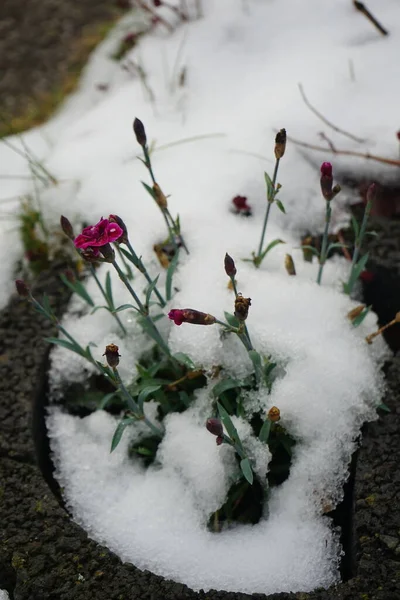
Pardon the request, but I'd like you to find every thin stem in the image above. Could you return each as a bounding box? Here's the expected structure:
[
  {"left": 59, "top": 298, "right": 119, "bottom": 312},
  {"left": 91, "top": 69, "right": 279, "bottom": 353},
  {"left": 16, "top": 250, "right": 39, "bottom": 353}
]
[
  {"left": 113, "top": 368, "right": 164, "bottom": 438},
  {"left": 316, "top": 201, "right": 332, "bottom": 285},
  {"left": 90, "top": 266, "right": 127, "bottom": 335},
  {"left": 230, "top": 277, "right": 253, "bottom": 350},
  {"left": 111, "top": 259, "right": 171, "bottom": 357},
  {"left": 257, "top": 158, "right": 280, "bottom": 260},
  {"left": 346, "top": 198, "right": 373, "bottom": 294},
  {"left": 115, "top": 244, "right": 134, "bottom": 281},
  {"left": 125, "top": 239, "right": 166, "bottom": 307}
]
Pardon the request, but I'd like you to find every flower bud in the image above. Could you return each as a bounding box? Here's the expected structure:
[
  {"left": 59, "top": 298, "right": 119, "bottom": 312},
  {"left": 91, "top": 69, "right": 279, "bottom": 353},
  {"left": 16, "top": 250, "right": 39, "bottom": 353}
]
[
  {"left": 274, "top": 129, "right": 286, "bottom": 160},
  {"left": 284, "top": 254, "right": 296, "bottom": 276},
  {"left": 60, "top": 215, "right": 74, "bottom": 240},
  {"left": 347, "top": 304, "right": 365, "bottom": 321},
  {"left": 103, "top": 343, "right": 121, "bottom": 368},
  {"left": 216, "top": 435, "right": 224, "bottom": 446},
  {"left": 224, "top": 253, "right": 237, "bottom": 278},
  {"left": 133, "top": 118, "right": 147, "bottom": 147},
  {"left": 234, "top": 294, "right": 251, "bottom": 322},
  {"left": 153, "top": 0, "right": 162, "bottom": 6},
  {"left": 64, "top": 269, "right": 76, "bottom": 283},
  {"left": 301, "top": 236, "right": 314, "bottom": 263},
  {"left": 320, "top": 163, "right": 341, "bottom": 201},
  {"left": 152, "top": 183, "right": 168, "bottom": 208},
  {"left": 15, "top": 279, "right": 30, "bottom": 298},
  {"left": 100, "top": 243, "right": 116, "bottom": 263},
  {"left": 206, "top": 418, "right": 223, "bottom": 437},
  {"left": 232, "top": 195, "right": 252, "bottom": 216},
  {"left": 268, "top": 406, "right": 280, "bottom": 422},
  {"left": 109, "top": 214, "right": 128, "bottom": 244},
  {"left": 168, "top": 309, "right": 216, "bottom": 326},
  {"left": 366, "top": 182, "right": 378, "bottom": 205},
  {"left": 80, "top": 248, "right": 101, "bottom": 262},
  {"left": 397, "top": 131, "right": 400, "bottom": 141}
]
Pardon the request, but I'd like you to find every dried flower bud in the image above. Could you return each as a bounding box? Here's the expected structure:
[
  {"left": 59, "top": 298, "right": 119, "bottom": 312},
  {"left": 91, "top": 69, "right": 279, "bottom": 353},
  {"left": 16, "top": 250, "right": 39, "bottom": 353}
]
[
  {"left": 234, "top": 294, "right": 251, "bottom": 322},
  {"left": 301, "top": 235, "right": 314, "bottom": 263},
  {"left": 15, "top": 279, "right": 29, "bottom": 298},
  {"left": 60, "top": 215, "right": 74, "bottom": 240},
  {"left": 109, "top": 214, "right": 128, "bottom": 244},
  {"left": 64, "top": 269, "right": 76, "bottom": 283},
  {"left": 206, "top": 418, "right": 223, "bottom": 437},
  {"left": 133, "top": 118, "right": 147, "bottom": 146},
  {"left": 284, "top": 254, "right": 296, "bottom": 276},
  {"left": 100, "top": 243, "right": 116, "bottom": 263},
  {"left": 103, "top": 343, "right": 121, "bottom": 368},
  {"left": 168, "top": 309, "right": 216, "bottom": 326},
  {"left": 152, "top": 183, "right": 168, "bottom": 208},
  {"left": 274, "top": 129, "right": 287, "bottom": 160},
  {"left": 216, "top": 435, "right": 224, "bottom": 446},
  {"left": 395, "top": 312, "right": 400, "bottom": 323},
  {"left": 268, "top": 406, "right": 280, "bottom": 422},
  {"left": 80, "top": 248, "right": 101, "bottom": 262},
  {"left": 347, "top": 304, "right": 365, "bottom": 321},
  {"left": 366, "top": 182, "right": 378, "bottom": 205},
  {"left": 224, "top": 253, "right": 237, "bottom": 278}
]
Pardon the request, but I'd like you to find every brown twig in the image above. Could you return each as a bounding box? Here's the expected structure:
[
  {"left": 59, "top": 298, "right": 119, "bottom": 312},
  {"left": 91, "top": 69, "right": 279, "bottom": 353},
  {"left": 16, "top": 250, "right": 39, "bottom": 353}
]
[
  {"left": 298, "top": 83, "right": 366, "bottom": 144},
  {"left": 134, "top": 0, "right": 174, "bottom": 31},
  {"left": 286, "top": 133, "right": 400, "bottom": 168},
  {"left": 353, "top": 1, "right": 388, "bottom": 36}
]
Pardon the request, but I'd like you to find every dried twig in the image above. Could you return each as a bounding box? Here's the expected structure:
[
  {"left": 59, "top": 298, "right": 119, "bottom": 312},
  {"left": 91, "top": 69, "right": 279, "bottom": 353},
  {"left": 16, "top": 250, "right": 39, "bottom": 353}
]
[
  {"left": 134, "top": 0, "right": 174, "bottom": 31},
  {"left": 353, "top": 1, "right": 388, "bottom": 36},
  {"left": 286, "top": 133, "right": 400, "bottom": 168},
  {"left": 298, "top": 83, "right": 366, "bottom": 144}
]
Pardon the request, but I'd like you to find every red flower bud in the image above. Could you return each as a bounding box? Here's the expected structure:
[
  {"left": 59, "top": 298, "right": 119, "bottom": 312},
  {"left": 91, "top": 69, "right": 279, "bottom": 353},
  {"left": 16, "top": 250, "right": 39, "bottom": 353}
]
[
  {"left": 224, "top": 253, "right": 237, "bottom": 278},
  {"left": 320, "top": 162, "right": 332, "bottom": 177},
  {"left": 366, "top": 182, "right": 378, "bottom": 205},
  {"left": 320, "top": 162, "right": 341, "bottom": 201},
  {"left": 15, "top": 279, "right": 29, "bottom": 298},
  {"left": 274, "top": 128, "right": 287, "bottom": 159},
  {"left": 206, "top": 418, "right": 223, "bottom": 437},
  {"left": 60, "top": 215, "right": 74, "bottom": 240},
  {"left": 133, "top": 118, "right": 147, "bottom": 147},
  {"left": 232, "top": 195, "right": 252, "bottom": 215},
  {"left": 168, "top": 309, "right": 216, "bottom": 326},
  {"left": 216, "top": 435, "right": 224, "bottom": 446},
  {"left": 109, "top": 214, "right": 128, "bottom": 244}
]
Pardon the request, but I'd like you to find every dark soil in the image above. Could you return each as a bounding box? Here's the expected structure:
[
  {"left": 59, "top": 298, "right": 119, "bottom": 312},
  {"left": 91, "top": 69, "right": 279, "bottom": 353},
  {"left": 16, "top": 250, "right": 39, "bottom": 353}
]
[
  {"left": 0, "top": 0, "right": 128, "bottom": 136},
  {"left": 1, "top": 217, "right": 400, "bottom": 599}
]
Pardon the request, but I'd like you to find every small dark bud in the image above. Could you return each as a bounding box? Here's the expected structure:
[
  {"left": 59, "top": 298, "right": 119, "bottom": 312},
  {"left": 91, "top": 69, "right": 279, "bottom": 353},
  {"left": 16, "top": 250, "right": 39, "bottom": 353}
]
[
  {"left": 15, "top": 279, "right": 29, "bottom": 298},
  {"left": 206, "top": 418, "right": 223, "bottom": 437},
  {"left": 60, "top": 215, "right": 74, "bottom": 240},
  {"left": 366, "top": 182, "right": 378, "bottom": 205},
  {"left": 224, "top": 253, "right": 237, "bottom": 278},
  {"left": 320, "top": 162, "right": 340, "bottom": 201},
  {"left": 103, "top": 343, "right": 121, "bottom": 369},
  {"left": 168, "top": 309, "right": 216, "bottom": 326},
  {"left": 109, "top": 214, "right": 128, "bottom": 244},
  {"left": 65, "top": 269, "right": 76, "bottom": 283},
  {"left": 274, "top": 129, "right": 287, "bottom": 160},
  {"left": 216, "top": 435, "right": 224, "bottom": 446},
  {"left": 100, "top": 243, "right": 116, "bottom": 263},
  {"left": 152, "top": 183, "right": 168, "bottom": 208},
  {"left": 232, "top": 195, "right": 252, "bottom": 216},
  {"left": 397, "top": 131, "right": 400, "bottom": 141},
  {"left": 284, "top": 254, "right": 296, "bottom": 276},
  {"left": 153, "top": 0, "right": 162, "bottom": 5},
  {"left": 234, "top": 293, "right": 251, "bottom": 322},
  {"left": 133, "top": 117, "right": 147, "bottom": 146},
  {"left": 301, "top": 236, "right": 314, "bottom": 263}
]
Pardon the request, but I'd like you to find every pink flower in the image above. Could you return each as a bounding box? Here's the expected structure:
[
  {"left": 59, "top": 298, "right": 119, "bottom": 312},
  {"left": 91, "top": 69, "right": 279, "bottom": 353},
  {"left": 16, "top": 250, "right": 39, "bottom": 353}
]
[
  {"left": 74, "top": 218, "right": 123, "bottom": 250},
  {"left": 168, "top": 309, "right": 185, "bottom": 326},
  {"left": 320, "top": 162, "right": 332, "bottom": 177}
]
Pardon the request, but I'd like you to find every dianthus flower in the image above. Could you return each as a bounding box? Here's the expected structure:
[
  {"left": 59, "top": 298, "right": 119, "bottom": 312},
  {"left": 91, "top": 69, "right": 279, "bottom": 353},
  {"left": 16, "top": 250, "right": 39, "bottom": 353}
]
[{"left": 74, "top": 218, "right": 123, "bottom": 250}]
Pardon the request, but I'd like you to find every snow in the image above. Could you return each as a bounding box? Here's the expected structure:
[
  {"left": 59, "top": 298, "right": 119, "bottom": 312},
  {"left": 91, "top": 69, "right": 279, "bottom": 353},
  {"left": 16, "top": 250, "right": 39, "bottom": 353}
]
[{"left": 1, "top": 0, "right": 397, "bottom": 594}]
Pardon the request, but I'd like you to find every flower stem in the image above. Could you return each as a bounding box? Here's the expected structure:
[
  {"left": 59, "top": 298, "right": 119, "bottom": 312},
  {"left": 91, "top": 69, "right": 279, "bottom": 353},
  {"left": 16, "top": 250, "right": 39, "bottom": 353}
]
[
  {"left": 89, "top": 266, "right": 127, "bottom": 335},
  {"left": 229, "top": 277, "right": 253, "bottom": 350},
  {"left": 256, "top": 158, "right": 280, "bottom": 264},
  {"left": 125, "top": 239, "right": 166, "bottom": 307},
  {"left": 316, "top": 200, "right": 332, "bottom": 285},
  {"left": 346, "top": 197, "right": 373, "bottom": 295},
  {"left": 113, "top": 368, "right": 164, "bottom": 438},
  {"left": 111, "top": 259, "right": 171, "bottom": 357}
]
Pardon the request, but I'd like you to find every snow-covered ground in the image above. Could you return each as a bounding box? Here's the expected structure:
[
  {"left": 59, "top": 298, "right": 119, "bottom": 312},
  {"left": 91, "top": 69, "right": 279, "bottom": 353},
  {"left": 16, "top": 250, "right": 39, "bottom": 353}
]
[{"left": 2, "top": 0, "right": 398, "bottom": 594}]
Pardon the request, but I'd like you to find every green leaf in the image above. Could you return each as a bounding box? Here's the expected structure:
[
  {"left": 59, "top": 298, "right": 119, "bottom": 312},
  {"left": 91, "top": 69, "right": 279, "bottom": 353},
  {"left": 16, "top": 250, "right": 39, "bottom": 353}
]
[
  {"left": 173, "top": 352, "right": 195, "bottom": 370},
  {"left": 346, "top": 252, "right": 370, "bottom": 294},
  {"left": 240, "top": 458, "right": 254, "bottom": 485},
  {"left": 275, "top": 199, "right": 286, "bottom": 214},
  {"left": 259, "top": 238, "right": 285, "bottom": 262},
  {"left": 213, "top": 378, "right": 241, "bottom": 399},
  {"left": 327, "top": 242, "right": 349, "bottom": 255},
  {"left": 113, "top": 303, "right": 138, "bottom": 313},
  {"left": 145, "top": 275, "right": 160, "bottom": 307},
  {"left": 259, "top": 419, "right": 271, "bottom": 443},
  {"left": 141, "top": 181, "right": 157, "bottom": 199},
  {"left": 351, "top": 215, "right": 360, "bottom": 238},
  {"left": 224, "top": 311, "right": 240, "bottom": 328},
  {"left": 105, "top": 271, "right": 114, "bottom": 306},
  {"left": 248, "top": 350, "right": 263, "bottom": 381},
  {"left": 59, "top": 274, "right": 95, "bottom": 307},
  {"left": 365, "top": 230, "right": 379, "bottom": 238},
  {"left": 110, "top": 417, "right": 135, "bottom": 453},
  {"left": 119, "top": 246, "right": 140, "bottom": 269},
  {"left": 90, "top": 305, "right": 112, "bottom": 314},
  {"left": 98, "top": 392, "right": 119, "bottom": 410},
  {"left": 217, "top": 401, "right": 240, "bottom": 444},
  {"left": 377, "top": 402, "right": 390, "bottom": 413},
  {"left": 300, "top": 245, "right": 320, "bottom": 257},
  {"left": 41, "top": 293, "right": 52, "bottom": 317},
  {"left": 352, "top": 306, "right": 371, "bottom": 328},
  {"left": 137, "top": 385, "right": 161, "bottom": 412},
  {"left": 264, "top": 171, "right": 274, "bottom": 200},
  {"left": 132, "top": 446, "right": 154, "bottom": 457},
  {"left": 166, "top": 250, "right": 180, "bottom": 301},
  {"left": 44, "top": 337, "right": 85, "bottom": 357}
]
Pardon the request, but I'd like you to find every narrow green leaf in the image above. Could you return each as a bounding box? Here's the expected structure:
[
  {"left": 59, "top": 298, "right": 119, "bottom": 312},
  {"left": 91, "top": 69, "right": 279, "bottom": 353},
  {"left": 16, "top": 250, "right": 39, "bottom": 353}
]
[
  {"left": 300, "top": 245, "right": 320, "bottom": 257},
  {"left": 110, "top": 417, "right": 135, "bottom": 453},
  {"left": 119, "top": 246, "right": 140, "bottom": 269},
  {"left": 213, "top": 378, "right": 241, "bottom": 399},
  {"left": 347, "top": 252, "right": 370, "bottom": 294},
  {"left": 259, "top": 419, "right": 271, "bottom": 443},
  {"left": 365, "top": 230, "right": 379, "bottom": 238},
  {"left": 327, "top": 242, "right": 349, "bottom": 254},
  {"left": 105, "top": 271, "right": 114, "bottom": 306},
  {"left": 145, "top": 275, "right": 160, "bottom": 307},
  {"left": 41, "top": 293, "right": 52, "bottom": 316},
  {"left": 352, "top": 306, "right": 371, "bottom": 328},
  {"left": 173, "top": 352, "right": 195, "bottom": 370},
  {"left": 351, "top": 215, "right": 360, "bottom": 238},
  {"left": 224, "top": 312, "right": 240, "bottom": 328},
  {"left": 59, "top": 274, "right": 95, "bottom": 307},
  {"left": 91, "top": 305, "right": 112, "bottom": 315},
  {"left": 264, "top": 172, "right": 274, "bottom": 200},
  {"left": 166, "top": 250, "right": 180, "bottom": 301},
  {"left": 377, "top": 402, "right": 390, "bottom": 413},
  {"left": 141, "top": 181, "right": 157, "bottom": 199},
  {"left": 98, "top": 392, "right": 119, "bottom": 410},
  {"left": 44, "top": 337, "right": 84, "bottom": 356},
  {"left": 260, "top": 238, "right": 285, "bottom": 261},
  {"left": 240, "top": 458, "right": 254, "bottom": 485},
  {"left": 114, "top": 303, "right": 138, "bottom": 313},
  {"left": 275, "top": 199, "right": 286, "bottom": 214},
  {"left": 217, "top": 401, "right": 240, "bottom": 444},
  {"left": 248, "top": 350, "right": 262, "bottom": 376},
  {"left": 137, "top": 385, "right": 161, "bottom": 412}
]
